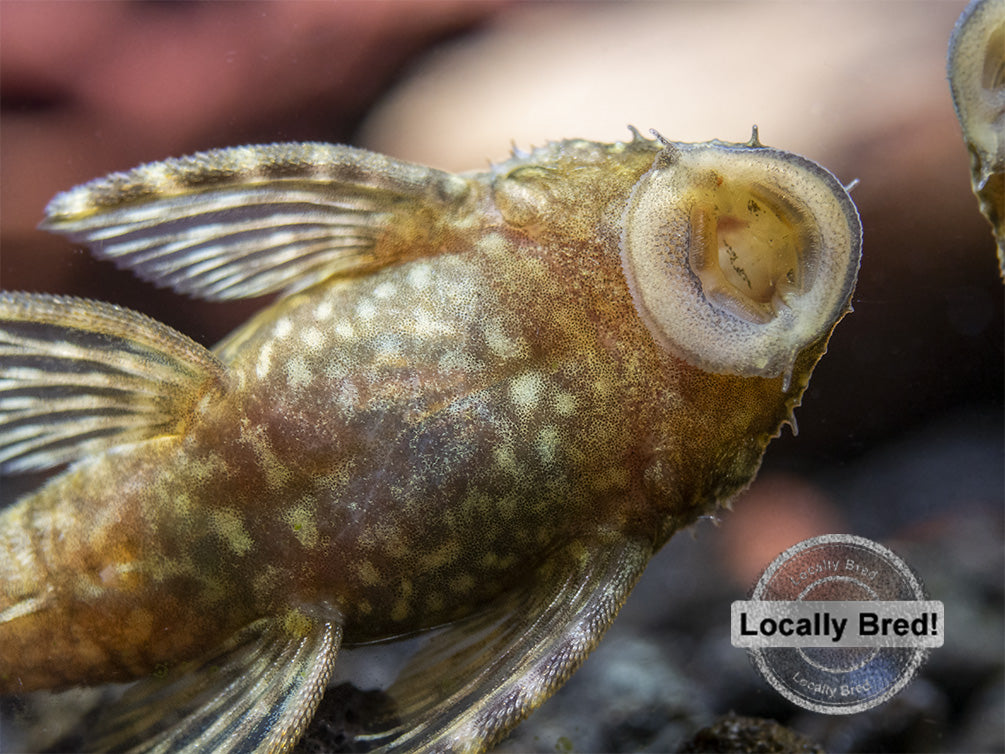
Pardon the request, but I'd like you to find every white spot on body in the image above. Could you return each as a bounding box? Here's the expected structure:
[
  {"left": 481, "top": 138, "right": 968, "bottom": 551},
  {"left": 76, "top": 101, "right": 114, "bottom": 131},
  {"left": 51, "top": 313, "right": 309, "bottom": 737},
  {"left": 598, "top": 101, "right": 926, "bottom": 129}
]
[
  {"left": 356, "top": 561, "right": 381, "bottom": 586},
  {"left": 373, "top": 282, "right": 396, "bottom": 299},
  {"left": 186, "top": 453, "right": 229, "bottom": 483},
  {"left": 275, "top": 318, "right": 293, "bottom": 339},
  {"left": 209, "top": 508, "right": 253, "bottom": 556},
  {"left": 391, "top": 600, "right": 410, "bottom": 622},
  {"left": 418, "top": 541, "right": 461, "bottom": 570},
  {"left": 99, "top": 561, "right": 139, "bottom": 584},
  {"left": 407, "top": 263, "right": 433, "bottom": 289},
  {"left": 241, "top": 420, "right": 293, "bottom": 488},
  {"left": 494, "top": 445, "right": 518, "bottom": 473},
  {"left": 283, "top": 504, "right": 318, "bottom": 548},
  {"left": 334, "top": 321, "right": 355, "bottom": 339},
  {"left": 510, "top": 373, "right": 543, "bottom": 411},
  {"left": 314, "top": 301, "right": 334, "bottom": 320},
  {"left": 554, "top": 392, "right": 577, "bottom": 416},
  {"left": 256, "top": 341, "right": 274, "bottom": 379},
  {"left": 485, "top": 321, "right": 527, "bottom": 359},
  {"left": 195, "top": 393, "right": 214, "bottom": 416},
  {"left": 356, "top": 300, "right": 377, "bottom": 320},
  {"left": 300, "top": 327, "right": 326, "bottom": 352},
  {"left": 285, "top": 356, "right": 312, "bottom": 387},
  {"left": 478, "top": 233, "right": 509, "bottom": 260},
  {"left": 412, "top": 311, "right": 455, "bottom": 337}
]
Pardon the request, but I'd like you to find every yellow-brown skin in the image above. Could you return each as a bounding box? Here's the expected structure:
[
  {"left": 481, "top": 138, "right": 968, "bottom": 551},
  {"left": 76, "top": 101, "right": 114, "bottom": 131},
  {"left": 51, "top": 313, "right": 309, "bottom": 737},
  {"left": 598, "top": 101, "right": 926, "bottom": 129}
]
[
  {"left": 0, "top": 134, "right": 859, "bottom": 745},
  {"left": 948, "top": 0, "right": 1005, "bottom": 273}
]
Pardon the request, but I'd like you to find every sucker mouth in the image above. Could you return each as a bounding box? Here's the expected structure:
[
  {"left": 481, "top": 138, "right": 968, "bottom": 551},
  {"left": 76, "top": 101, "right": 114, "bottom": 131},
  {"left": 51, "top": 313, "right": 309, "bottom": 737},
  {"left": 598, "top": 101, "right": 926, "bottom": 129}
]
[
  {"left": 619, "top": 139, "right": 860, "bottom": 380},
  {"left": 686, "top": 182, "right": 808, "bottom": 327}
]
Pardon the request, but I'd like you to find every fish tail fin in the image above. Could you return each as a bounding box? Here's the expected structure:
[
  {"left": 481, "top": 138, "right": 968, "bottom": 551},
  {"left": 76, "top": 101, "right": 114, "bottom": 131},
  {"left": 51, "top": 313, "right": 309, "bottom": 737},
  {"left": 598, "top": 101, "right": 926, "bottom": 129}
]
[{"left": 0, "top": 292, "right": 227, "bottom": 474}]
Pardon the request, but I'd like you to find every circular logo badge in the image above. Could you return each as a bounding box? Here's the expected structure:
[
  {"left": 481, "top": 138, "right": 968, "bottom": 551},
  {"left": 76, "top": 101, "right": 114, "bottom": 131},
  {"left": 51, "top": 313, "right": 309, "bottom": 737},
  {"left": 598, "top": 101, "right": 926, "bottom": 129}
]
[{"left": 731, "top": 534, "right": 943, "bottom": 714}]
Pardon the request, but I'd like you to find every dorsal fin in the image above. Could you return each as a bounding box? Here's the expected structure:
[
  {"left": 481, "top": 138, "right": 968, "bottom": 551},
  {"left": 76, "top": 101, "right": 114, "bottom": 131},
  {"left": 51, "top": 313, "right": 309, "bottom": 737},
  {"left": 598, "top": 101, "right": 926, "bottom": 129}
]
[
  {"left": 0, "top": 292, "right": 227, "bottom": 473},
  {"left": 40, "top": 142, "right": 473, "bottom": 301}
]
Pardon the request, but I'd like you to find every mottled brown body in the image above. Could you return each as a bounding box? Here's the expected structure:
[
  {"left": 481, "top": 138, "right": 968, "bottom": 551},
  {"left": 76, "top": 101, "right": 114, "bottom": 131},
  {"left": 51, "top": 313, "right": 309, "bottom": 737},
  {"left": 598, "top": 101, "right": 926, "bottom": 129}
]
[{"left": 1, "top": 133, "right": 859, "bottom": 751}]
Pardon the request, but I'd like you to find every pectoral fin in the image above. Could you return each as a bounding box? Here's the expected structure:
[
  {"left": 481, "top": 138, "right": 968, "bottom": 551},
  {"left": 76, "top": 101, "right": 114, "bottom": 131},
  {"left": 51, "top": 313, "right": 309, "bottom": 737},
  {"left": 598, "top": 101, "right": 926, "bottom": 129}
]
[
  {"left": 0, "top": 292, "right": 227, "bottom": 473},
  {"left": 84, "top": 611, "right": 341, "bottom": 754},
  {"left": 41, "top": 143, "right": 473, "bottom": 300},
  {"left": 357, "top": 536, "right": 652, "bottom": 753}
]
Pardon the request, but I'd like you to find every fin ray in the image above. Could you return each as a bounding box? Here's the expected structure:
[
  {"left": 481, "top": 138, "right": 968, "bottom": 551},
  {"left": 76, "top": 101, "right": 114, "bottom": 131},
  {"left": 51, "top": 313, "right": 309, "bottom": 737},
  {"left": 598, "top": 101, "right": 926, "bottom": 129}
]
[
  {"left": 85, "top": 613, "right": 342, "bottom": 754},
  {"left": 41, "top": 143, "right": 472, "bottom": 301},
  {"left": 0, "top": 293, "right": 226, "bottom": 473},
  {"left": 359, "top": 536, "right": 652, "bottom": 752}
]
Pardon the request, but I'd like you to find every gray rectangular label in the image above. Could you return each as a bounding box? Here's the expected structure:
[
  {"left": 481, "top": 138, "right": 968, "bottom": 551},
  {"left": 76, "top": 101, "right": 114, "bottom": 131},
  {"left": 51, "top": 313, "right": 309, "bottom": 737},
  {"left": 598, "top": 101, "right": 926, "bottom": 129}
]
[{"left": 731, "top": 600, "right": 944, "bottom": 648}]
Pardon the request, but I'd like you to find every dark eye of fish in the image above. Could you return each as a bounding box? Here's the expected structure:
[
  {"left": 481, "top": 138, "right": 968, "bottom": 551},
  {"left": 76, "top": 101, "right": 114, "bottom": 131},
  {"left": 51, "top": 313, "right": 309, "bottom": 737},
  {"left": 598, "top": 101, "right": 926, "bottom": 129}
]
[{"left": 0, "top": 129, "right": 861, "bottom": 753}]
